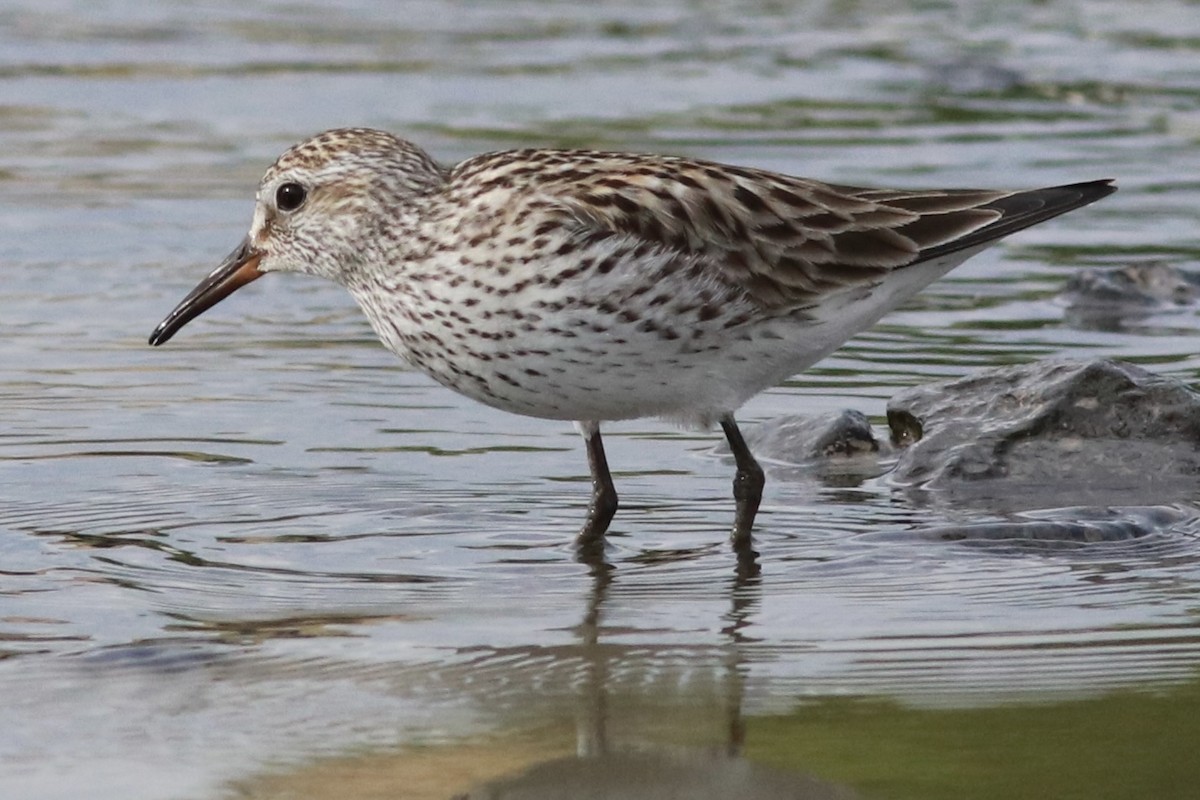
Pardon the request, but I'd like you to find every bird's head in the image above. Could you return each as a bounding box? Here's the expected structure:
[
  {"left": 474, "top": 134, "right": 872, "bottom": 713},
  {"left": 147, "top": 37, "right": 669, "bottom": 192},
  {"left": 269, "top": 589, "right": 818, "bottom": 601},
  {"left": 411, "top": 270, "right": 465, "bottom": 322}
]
[{"left": 149, "top": 128, "right": 443, "bottom": 346}]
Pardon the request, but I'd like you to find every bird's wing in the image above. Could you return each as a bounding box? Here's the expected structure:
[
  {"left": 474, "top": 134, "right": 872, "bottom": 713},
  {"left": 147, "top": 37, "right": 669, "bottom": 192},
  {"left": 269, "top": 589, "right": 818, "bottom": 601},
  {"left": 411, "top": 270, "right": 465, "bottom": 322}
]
[{"left": 452, "top": 150, "right": 1113, "bottom": 309}]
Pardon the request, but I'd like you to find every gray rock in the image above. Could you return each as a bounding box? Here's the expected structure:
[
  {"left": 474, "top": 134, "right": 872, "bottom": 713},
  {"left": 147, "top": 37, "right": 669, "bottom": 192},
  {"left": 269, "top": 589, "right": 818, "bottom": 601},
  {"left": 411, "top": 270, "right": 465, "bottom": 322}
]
[
  {"left": 860, "top": 505, "right": 1184, "bottom": 545},
  {"left": 1060, "top": 262, "right": 1200, "bottom": 331},
  {"left": 924, "top": 57, "right": 1024, "bottom": 94},
  {"left": 740, "top": 410, "right": 882, "bottom": 464},
  {"left": 1061, "top": 262, "right": 1200, "bottom": 309},
  {"left": 886, "top": 359, "right": 1200, "bottom": 508},
  {"left": 714, "top": 410, "right": 887, "bottom": 486}
]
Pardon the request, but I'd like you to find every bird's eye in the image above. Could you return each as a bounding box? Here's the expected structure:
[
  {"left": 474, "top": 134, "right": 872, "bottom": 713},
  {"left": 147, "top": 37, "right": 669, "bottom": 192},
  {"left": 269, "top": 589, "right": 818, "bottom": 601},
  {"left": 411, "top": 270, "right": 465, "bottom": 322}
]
[{"left": 275, "top": 182, "right": 307, "bottom": 212}]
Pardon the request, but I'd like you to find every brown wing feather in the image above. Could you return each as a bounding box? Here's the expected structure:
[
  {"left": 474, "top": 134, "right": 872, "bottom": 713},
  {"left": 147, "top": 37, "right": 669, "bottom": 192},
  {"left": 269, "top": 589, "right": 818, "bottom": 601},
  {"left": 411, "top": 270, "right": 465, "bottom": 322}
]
[{"left": 454, "top": 150, "right": 1113, "bottom": 309}]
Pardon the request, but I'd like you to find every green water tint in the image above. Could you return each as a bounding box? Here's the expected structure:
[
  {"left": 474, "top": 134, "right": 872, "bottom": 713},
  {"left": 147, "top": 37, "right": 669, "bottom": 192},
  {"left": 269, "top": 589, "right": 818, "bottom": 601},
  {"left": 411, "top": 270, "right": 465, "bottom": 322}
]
[{"left": 749, "top": 677, "right": 1200, "bottom": 799}]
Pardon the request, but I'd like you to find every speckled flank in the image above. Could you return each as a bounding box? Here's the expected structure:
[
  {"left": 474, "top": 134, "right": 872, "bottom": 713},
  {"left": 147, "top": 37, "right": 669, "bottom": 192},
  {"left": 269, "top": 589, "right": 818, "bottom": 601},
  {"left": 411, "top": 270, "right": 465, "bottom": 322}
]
[{"left": 151, "top": 126, "right": 1113, "bottom": 543}]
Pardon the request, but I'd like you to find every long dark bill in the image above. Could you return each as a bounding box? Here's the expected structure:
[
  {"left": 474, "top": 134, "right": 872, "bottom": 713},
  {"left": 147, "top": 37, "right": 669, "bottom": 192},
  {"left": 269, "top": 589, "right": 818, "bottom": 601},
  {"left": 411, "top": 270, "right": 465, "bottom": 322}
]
[{"left": 148, "top": 237, "right": 264, "bottom": 346}]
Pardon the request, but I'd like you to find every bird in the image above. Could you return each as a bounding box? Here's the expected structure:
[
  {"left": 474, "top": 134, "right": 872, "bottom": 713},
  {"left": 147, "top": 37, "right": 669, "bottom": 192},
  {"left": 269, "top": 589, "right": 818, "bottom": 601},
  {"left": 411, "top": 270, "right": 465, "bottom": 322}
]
[{"left": 149, "top": 127, "right": 1114, "bottom": 555}]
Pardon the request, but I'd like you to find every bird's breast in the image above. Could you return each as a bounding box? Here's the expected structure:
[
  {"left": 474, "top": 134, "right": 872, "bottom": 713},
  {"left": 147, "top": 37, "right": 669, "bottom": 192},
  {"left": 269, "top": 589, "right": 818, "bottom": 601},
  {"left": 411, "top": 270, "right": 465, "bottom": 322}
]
[{"left": 344, "top": 230, "right": 805, "bottom": 423}]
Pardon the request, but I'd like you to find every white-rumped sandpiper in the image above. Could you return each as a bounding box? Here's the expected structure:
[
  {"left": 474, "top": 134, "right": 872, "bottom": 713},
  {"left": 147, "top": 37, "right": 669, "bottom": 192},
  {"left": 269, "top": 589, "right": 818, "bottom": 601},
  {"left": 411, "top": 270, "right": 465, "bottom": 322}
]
[{"left": 150, "top": 128, "right": 1114, "bottom": 556}]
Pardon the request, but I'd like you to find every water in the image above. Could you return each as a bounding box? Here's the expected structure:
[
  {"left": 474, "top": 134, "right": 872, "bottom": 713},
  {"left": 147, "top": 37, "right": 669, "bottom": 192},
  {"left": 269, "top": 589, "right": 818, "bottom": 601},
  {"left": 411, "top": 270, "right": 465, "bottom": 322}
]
[{"left": 3, "top": 1, "right": 1200, "bottom": 798}]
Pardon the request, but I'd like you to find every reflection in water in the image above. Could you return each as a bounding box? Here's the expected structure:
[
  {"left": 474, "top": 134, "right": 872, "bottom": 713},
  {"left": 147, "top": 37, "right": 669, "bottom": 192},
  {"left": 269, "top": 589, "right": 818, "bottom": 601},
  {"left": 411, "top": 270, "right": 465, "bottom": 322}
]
[
  {"left": 457, "top": 752, "right": 854, "bottom": 800},
  {"left": 568, "top": 548, "right": 762, "bottom": 760},
  {"left": 575, "top": 556, "right": 612, "bottom": 759},
  {"left": 462, "top": 548, "right": 827, "bottom": 799},
  {"left": 722, "top": 566, "right": 760, "bottom": 758}
]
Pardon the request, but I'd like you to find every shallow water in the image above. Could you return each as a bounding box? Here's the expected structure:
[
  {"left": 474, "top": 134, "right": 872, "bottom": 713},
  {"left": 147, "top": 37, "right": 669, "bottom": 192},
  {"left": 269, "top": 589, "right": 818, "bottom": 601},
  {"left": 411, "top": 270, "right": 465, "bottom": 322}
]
[{"left": 4, "top": 1, "right": 1200, "bottom": 798}]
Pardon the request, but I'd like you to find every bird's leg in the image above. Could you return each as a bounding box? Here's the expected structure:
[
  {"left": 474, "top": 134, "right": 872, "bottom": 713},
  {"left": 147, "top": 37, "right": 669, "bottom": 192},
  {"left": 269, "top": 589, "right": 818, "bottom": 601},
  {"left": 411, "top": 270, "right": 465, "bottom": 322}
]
[
  {"left": 719, "top": 414, "right": 764, "bottom": 555},
  {"left": 576, "top": 421, "right": 618, "bottom": 549}
]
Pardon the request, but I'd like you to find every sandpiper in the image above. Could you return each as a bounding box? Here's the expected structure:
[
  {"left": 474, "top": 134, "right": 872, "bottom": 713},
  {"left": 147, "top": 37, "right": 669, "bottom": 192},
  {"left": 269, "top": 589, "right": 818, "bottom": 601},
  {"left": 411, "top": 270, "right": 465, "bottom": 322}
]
[{"left": 149, "top": 128, "right": 1114, "bottom": 552}]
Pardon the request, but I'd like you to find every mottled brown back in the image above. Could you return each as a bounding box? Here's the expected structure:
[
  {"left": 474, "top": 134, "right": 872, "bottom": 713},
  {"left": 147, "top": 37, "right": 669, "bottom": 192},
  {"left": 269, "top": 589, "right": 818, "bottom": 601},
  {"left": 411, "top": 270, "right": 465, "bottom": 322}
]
[{"left": 452, "top": 149, "right": 1114, "bottom": 308}]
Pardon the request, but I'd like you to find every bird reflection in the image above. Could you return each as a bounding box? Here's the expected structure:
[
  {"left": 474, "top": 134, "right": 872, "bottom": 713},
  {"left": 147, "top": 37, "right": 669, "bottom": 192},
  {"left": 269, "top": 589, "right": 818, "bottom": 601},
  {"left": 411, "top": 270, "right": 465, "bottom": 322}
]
[{"left": 453, "top": 542, "right": 851, "bottom": 799}]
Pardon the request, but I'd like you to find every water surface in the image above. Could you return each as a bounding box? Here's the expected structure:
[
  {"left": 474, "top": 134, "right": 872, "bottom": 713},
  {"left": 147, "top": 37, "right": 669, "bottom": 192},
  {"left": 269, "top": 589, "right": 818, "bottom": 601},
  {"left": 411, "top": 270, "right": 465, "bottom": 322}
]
[{"left": 3, "top": 1, "right": 1200, "bottom": 798}]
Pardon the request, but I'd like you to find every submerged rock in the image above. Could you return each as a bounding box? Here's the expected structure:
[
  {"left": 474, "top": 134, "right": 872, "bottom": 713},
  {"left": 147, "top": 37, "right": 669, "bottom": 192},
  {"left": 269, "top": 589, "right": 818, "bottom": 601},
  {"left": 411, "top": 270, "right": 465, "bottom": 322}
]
[
  {"left": 1061, "top": 262, "right": 1200, "bottom": 309},
  {"left": 861, "top": 505, "right": 1185, "bottom": 546},
  {"left": 887, "top": 359, "right": 1200, "bottom": 507},
  {"left": 923, "top": 57, "right": 1024, "bottom": 94},
  {"left": 739, "top": 409, "right": 883, "bottom": 464},
  {"left": 714, "top": 410, "right": 886, "bottom": 487},
  {"left": 1060, "top": 262, "right": 1200, "bottom": 329}
]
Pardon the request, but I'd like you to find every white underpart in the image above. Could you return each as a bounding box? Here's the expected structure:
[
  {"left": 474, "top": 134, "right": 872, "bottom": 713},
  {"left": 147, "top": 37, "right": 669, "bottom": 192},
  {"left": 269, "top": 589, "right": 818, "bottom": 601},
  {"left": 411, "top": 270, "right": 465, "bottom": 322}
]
[{"left": 349, "top": 225, "right": 995, "bottom": 431}]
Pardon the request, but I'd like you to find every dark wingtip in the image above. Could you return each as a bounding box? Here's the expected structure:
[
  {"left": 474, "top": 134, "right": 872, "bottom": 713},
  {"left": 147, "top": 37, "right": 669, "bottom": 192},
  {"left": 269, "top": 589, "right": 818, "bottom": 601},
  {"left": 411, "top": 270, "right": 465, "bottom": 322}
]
[
  {"left": 993, "top": 178, "right": 1117, "bottom": 220},
  {"left": 1063, "top": 178, "right": 1118, "bottom": 202},
  {"left": 917, "top": 178, "right": 1116, "bottom": 263}
]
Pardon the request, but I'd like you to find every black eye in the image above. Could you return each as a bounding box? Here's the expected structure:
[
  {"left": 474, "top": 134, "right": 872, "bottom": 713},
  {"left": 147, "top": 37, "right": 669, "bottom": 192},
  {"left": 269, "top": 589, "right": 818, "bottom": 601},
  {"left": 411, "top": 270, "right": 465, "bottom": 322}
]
[{"left": 275, "top": 182, "right": 307, "bottom": 212}]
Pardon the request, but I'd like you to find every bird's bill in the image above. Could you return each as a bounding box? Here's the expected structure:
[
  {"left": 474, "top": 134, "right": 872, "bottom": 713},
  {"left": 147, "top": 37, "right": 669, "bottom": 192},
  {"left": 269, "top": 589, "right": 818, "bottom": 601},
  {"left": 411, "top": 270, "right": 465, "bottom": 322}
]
[{"left": 148, "top": 238, "right": 264, "bottom": 346}]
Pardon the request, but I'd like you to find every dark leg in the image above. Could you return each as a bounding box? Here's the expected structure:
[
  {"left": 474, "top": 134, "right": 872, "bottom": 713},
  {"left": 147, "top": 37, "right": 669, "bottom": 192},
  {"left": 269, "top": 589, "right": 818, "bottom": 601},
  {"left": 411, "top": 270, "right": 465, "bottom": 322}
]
[
  {"left": 576, "top": 421, "right": 618, "bottom": 549},
  {"left": 719, "top": 414, "right": 764, "bottom": 557}
]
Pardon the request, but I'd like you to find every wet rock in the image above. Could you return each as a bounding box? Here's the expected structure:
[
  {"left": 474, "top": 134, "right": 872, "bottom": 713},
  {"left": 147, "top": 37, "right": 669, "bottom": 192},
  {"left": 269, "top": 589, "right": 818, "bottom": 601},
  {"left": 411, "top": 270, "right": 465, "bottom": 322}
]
[
  {"left": 887, "top": 359, "right": 1200, "bottom": 507},
  {"left": 924, "top": 57, "right": 1024, "bottom": 94},
  {"left": 1060, "top": 262, "right": 1200, "bottom": 329},
  {"left": 1062, "top": 262, "right": 1200, "bottom": 308},
  {"left": 739, "top": 410, "right": 883, "bottom": 464},
  {"left": 861, "top": 506, "right": 1184, "bottom": 546},
  {"left": 714, "top": 410, "right": 887, "bottom": 487}
]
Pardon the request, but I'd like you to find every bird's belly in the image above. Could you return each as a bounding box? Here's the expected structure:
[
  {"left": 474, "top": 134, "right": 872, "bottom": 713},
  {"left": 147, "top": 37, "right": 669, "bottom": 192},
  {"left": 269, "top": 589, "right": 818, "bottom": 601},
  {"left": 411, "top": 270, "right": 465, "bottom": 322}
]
[
  {"left": 347, "top": 236, "right": 965, "bottom": 428},
  {"left": 394, "top": 307, "right": 795, "bottom": 426},
  {"left": 350, "top": 261, "right": 812, "bottom": 427}
]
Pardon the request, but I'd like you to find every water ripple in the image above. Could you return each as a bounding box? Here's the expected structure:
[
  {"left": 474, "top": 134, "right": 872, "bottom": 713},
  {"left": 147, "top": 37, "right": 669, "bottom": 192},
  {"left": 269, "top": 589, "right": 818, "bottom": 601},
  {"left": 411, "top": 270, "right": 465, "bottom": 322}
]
[{"left": 4, "top": 0, "right": 1200, "bottom": 796}]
